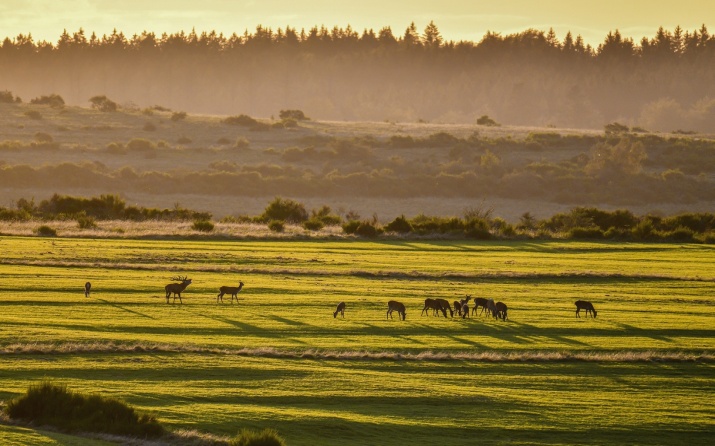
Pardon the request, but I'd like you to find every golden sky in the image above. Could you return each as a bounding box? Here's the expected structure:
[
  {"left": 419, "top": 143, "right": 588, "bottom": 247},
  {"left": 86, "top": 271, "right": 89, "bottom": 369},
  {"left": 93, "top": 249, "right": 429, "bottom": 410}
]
[{"left": 1, "top": 0, "right": 712, "bottom": 46}]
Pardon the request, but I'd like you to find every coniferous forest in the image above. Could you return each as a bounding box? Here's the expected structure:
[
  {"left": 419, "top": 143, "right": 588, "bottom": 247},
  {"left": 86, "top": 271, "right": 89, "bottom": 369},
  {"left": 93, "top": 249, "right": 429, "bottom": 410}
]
[{"left": 1, "top": 22, "right": 714, "bottom": 131}]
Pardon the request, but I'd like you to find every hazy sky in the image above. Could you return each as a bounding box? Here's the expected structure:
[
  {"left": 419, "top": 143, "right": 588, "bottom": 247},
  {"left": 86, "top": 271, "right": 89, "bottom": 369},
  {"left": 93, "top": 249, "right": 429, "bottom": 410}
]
[{"left": 1, "top": 0, "right": 712, "bottom": 47}]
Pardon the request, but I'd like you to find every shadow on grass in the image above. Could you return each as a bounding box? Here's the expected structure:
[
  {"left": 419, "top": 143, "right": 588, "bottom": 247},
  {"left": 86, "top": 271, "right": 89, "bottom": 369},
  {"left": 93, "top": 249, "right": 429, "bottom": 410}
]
[{"left": 96, "top": 298, "right": 156, "bottom": 320}]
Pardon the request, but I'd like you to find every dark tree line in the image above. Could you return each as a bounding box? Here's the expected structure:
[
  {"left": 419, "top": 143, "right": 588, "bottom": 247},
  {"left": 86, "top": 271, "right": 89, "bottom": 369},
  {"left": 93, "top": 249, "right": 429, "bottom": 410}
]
[{"left": 1, "top": 22, "right": 714, "bottom": 130}]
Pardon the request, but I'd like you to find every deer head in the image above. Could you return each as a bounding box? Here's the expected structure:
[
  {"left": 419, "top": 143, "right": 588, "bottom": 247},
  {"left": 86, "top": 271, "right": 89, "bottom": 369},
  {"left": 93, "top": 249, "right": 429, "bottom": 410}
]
[{"left": 171, "top": 275, "right": 191, "bottom": 283}]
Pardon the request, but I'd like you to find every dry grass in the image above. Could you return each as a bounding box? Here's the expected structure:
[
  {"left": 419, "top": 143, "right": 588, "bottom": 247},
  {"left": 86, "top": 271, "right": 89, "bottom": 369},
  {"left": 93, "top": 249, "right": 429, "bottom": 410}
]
[{"left": 2, "top": 341, "right": 711, "bottom": 363}]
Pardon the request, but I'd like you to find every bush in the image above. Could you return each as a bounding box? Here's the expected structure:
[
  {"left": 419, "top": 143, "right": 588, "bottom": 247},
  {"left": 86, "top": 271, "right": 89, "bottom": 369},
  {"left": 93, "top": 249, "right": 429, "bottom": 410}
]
[
  {"left": 385, "top": 215, "right": 413, "bottom": 234},
  {"left": 30, "top": 94, "right": 65, "bottom": 108},
  {"left": 355, "top": 221, "right": 382, "bottom": 238},
  {"left": 279, "top": 109, "right": 309, "bottom": 120},
  {"left": 661, "top": 226, "right": 695, "bottom": 242},
  {"left": 476, "top": 115, "right": 499, "bottom": 126},
  {"left": 342, "top": 220, "right": 361, "bottom": 234},
  {"left": 77, "top": 215, "right": 97, "bottom": 229},
  {"left": 24, "top": 110, "right": 42, "bottom": 120},
  {"left": 311, "top": 205, "right": 342, "bottom": 226},
  {"left": 281, "top": 118, "right": 298, "bottom": 128},
  {"left": 34, "top": 132, "right": 53, "bottom": 143},
  {"left": 35, "top": 225, "right": 57, "bottom": 236},
  {"left": 229, "top": 428, "right": 286, "bottom": 446},
  {"left": 5, "top": 382, "right": 164, "bottom": 438},
  {"left": 126, "top": 138, "right": 156, "bottom": 151},
  {"left": 0, "top": 90, "right": 16, "bottom": 103},
  {"left": 192, "top": 220, "right": 215, "bottom": 232},
  {"left": 171, "top": 111, "right": 187, "bottom": 121},
  {"left": 261, "top": 197, "right": 308, "bottom": 223},
  {"left": 268, "top": 220, "right": 285, "bottom": 232},
  {"left": 569, "top": 227, "right": 605, "bottom": 239},
  {"left": 223, "top": 114, "right": 259, "bottom": 127},
  {"left": 236, "top": 137, "right": 250, "bottom": 149},
  {"left": 302, "top": 218, "right": 324, "bottom": 231},
  {"left": 143, "top": 122, "right": 157, "bottom": 131},
  {"left": 604, "top": 122, "right": 630, "bottom": 134},
  {"left": 177, "top": 136, "right": 192, "bottom": 144},
  {"left": 464, "top": 218, "right": 491, "bottom": 239},
  {"left": 89, "top": 95, "right": 117, "bottom": 112}
]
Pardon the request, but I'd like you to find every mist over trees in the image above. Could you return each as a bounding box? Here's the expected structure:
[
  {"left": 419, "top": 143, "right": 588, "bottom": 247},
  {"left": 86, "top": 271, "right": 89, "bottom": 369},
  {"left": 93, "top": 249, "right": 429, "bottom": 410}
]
[{"left": 1, "top": 22, "right": 714, "bottom": 131}]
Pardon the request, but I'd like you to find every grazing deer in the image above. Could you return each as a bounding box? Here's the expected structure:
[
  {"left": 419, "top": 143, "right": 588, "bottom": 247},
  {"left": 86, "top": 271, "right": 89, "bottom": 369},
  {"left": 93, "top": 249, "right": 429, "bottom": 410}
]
[
  {"left": 334, "top": 301, "right": 346, "bottom": 318},
  {"left": 422, "top": 298, "right": 445, "bottom": 317},
  {"left": 453, "top": 300, "right": 463, "bottom": 316},
  {"left": 435, "top": 298, "right": 454, "bottom": 317},
  {"left": 217, "top": 281, "right": 244, "bottom": 304},
  {"left": 472, "top": 297, "right": 489, "bottom": 316},
  {"left": 387, "top": 300, "right": 406, "bottom": 320},
  {"left": 575, "top": 300, "right": 597, "bottom": 318},
  {"left": 485, "top": 299, "right": 497, "bottom": 318},
  {"left": 165, "top": 276, "right": 192, "bottom": 304},
  {"left": 461, "top": 302, "right": 470, "bottom": 319},
  {"left": 84, "top": 282, "right": 91, "bottom": 298},
  {"left": 495, "top": 301, "right": 508, "bottom": 321}
]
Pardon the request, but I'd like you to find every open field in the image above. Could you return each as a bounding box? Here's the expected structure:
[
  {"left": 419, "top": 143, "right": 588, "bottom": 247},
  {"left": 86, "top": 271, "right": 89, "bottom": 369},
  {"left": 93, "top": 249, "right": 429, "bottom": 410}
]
[{"left": 1, "top": 237, "right": 714, "bottom": 445}]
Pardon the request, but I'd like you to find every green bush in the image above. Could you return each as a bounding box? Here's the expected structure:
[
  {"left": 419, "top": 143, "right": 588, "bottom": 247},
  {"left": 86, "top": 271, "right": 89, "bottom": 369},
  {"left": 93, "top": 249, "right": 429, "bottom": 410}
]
[
  {"left": 476, "top": 115, "right": 499, "bottom": 126},
  {"left": 89, "top": 95, "right": 117, "bottom": 112},
  {"left": 342, "top": 220, "right": 361, "bottom": 234},
  {"left": 77, "top": 215, "right": 97, "bottom": 229},
  {"left": 261, "top": 197, "right": 308, "bottom": 223},
  {"left": 302, "top": 218, "right": 324, "bottom": 231},
  {"left": 229, "top": 428, "right": 286, "bottom": 446},
  {"left": 355, "top": 221, "right": 382, "bottom": 238},
  {"left": 223, "top": 114, "right": 259, "bottom": 127},
  {"left": 31, "top": 94, "right": 65, "bottom": 108},
  {"left": 279, "top": 109, "right": 309, "bottom": 120},
  {"left": 311, "top": 205, "right": 342, "bottom": 226},
  {"left": 171, "top": 111, "right": 187, "bottom": 121},
  {"left": 192, "top": 220, "right": 215, "bottom": 232},
  {"left": 5, "top": 382, "right": 164, "bottom": 438},
  {"left": 385, "top": 215, "right": 413, "bottom": 233},
  {"left": 464, "top": 218, "right": 491, "bottom": 239},
  {"left": 35, "top": 225, "right": 57, "bottom": 236},
  {"left": 569, "top": 227, "right": 604, "bottom": 239},
  {"left": 661, "top": 226, "right": 694, "bottom": 242},
  {"left": 268, "top": 220, "right": 285, "bottom": 232}
]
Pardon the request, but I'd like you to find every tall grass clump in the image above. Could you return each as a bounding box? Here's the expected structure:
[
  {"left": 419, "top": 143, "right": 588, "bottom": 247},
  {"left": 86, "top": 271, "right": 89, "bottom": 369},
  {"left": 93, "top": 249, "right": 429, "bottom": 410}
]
[
  {"left": 5, "top": 381, "right": 165, "bottom": 438},
  {"left": 35, "top": 225, "right": 57, "bottom": 236},
  {"left": 229, "top": 428, "right": 287, "bottom": 446},
  {"left": 192, "top": 219, "right": 215, "bottom": 232}
]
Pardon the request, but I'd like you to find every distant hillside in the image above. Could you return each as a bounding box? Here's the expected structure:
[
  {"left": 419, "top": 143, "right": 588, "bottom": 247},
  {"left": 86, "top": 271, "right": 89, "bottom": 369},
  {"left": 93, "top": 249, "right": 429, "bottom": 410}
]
[
  {"left": 1, "top": 99, "right": 714, "bottom": 221},
  {"left": 1, "top": 24, "right": 714, "bottom": 131}
]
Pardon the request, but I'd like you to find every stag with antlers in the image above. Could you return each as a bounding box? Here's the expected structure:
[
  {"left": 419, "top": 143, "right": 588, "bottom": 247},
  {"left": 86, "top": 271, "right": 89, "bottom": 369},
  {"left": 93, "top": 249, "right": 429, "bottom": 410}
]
[{"left": 165, "top": 275, "right": 192, "bottom": 304}]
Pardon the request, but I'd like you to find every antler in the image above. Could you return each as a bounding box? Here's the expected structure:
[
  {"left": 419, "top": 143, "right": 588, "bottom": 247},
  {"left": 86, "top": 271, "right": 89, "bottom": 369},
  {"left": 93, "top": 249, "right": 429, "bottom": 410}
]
[{"left": 171, "top": 275, "right": 188, "bottom": 281}]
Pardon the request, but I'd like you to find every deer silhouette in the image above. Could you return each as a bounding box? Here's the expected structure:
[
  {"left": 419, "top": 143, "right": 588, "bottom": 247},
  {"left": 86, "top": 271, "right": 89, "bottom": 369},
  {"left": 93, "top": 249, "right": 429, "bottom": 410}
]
[
  {"left": 165, "top": 276, "right": 192, "bottom": 304},
  {"left": 217, "top": 281, "right": 244, "bottom": 304}
]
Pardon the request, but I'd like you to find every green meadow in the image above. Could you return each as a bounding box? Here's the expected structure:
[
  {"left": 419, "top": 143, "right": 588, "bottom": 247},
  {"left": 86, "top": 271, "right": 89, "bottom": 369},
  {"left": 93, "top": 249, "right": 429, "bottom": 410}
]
[{"left": 0, "top": 237, "right": 714, "bottom": 445}]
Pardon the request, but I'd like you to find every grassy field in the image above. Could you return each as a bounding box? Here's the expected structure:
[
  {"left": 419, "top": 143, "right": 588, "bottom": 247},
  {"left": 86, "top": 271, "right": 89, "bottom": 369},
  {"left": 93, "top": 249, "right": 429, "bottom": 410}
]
[{"left": 0, "top": 237, "right": 714, "bottom": 445}]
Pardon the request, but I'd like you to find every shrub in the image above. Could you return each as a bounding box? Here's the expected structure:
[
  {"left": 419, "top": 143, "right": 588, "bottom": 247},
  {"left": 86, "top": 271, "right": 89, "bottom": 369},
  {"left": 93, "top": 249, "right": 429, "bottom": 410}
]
[
  {"left": 171, "top": 111, "right": 187, "bottom": 121},
  {"left": 311, "top": 205, "right": 342, "bottom": 226},
  {"left": 268, "top": 220, "right": 285, "bottom": 232},
  {"left": 235, "top": 137, "right": 250, "bottom": 149},
  {"left": 143, "top": 122, "right": 157, "bottom": 131},
  {"left": 355, "top": 221, "right": 382, "bottom": 238},
  {"left": 0, "top": 90, "right": 16, "bottom": 103},
  {"left": 476, "top": 115, "right": 499, "bottom": 126},
  {"left": 261, "top": 197, "right": 308, "bottom": 223},
  {"left": 223, "top": 114, "right": 259, "bottom": 127},
  {"left": 229, "top": 428, "right": 286, "bottom": 446},
  {"left": 604, "top": 122, "right": 630, "bottom": 134},
  {"left": 89, "top": 95, "right": 117, "bottom": 112},
  {"left": 6, "top": 382, "right": 164, "bottom": 438},
  {"left": 24, "top": 110, "right": 42, "bottom": 120},
  {"left": 661, "top": 226, "right": 695, "bottom": 242},
  {"left": 342, "top": 220, "right": 361, "bottom": 234},
  {"left": 281, "top": 118, "right": 298, "bottom": 128},
  {"left": 569, "top": 227, "right": 604, "bottom": 239},
  {"left": 385, "top": 215, "right": 413, "bottom": 234},
  {"left": 279, "top": 109, "right": 309, "bottom": 120},
  {"left": 217, "top": 137, "right": 232, "bottom": 145},
  {"left": 30, "top": 94, "right": 65, "bottom": 108},
  {"left": 464, "top": 218, "right": 491, "bottom": 239},
  {"left": 192, "top": 220, "right": 215, "bottom": 232},
  {"left": 177, "top": 136, "right": 192, "bottom": 144},
  {"left": 126, "top": 138, "right": 156, "bottom": 151},
  {"left": 632, "top": 219, "right": 655, "bottom": 240},
  {"left": 35, "top": 225, "right": 57, "bottom": 236},
  {"left": 77, "top": 215, "right": 97, "bottom": 229},
  {"left": 303, "top": 218, "right": 324, "bottom": 231}
]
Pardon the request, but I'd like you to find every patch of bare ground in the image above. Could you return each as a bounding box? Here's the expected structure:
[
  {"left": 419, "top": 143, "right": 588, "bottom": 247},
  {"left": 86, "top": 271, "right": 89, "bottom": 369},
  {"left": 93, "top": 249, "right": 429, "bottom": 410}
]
[{"left": 1, "top": 342, "right": 712, "bottom": 363}]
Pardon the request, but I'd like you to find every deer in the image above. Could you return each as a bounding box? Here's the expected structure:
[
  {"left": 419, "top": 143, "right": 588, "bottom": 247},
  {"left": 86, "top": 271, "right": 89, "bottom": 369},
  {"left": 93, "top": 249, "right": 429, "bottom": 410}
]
[
  {"left": 485, "top": 299, "right": 497, "bottom": 318},
  {"left": 575, "top": 300, "right": 597, "bottom": 318},
  {"left": 495, "top": 301, "right": 508, "bottom": 321},
  {"left": 422, "top": 298, "right": 445, "bottom": 317},
  {"left": 84, "top": 282, "right": 91, "bottom": 298},
  {"left": 461, "top": 302, "right": 470, "bottom": 319},
  {"left": 472, "top": 297, "right": 490, "bottom": 316},
  {"left": 435, "top": 298, "right": 454, "bottom": 317},
  {"left": 387, "top": 300, "right": 406, "bottom": 320},
  {"left": 334, "top": 301, "right": 346, "bottom": 318},
  {"left": 217, "top": 281, "right": 244, "bottom": 304},
  {"left": 165, "top": 276, "right": 192, "bottom": 304}
]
